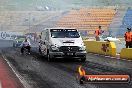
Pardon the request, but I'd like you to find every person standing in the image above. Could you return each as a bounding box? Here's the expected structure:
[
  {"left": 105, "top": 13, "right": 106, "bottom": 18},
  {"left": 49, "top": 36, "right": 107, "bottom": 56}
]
[
  {"left": 34, "top": 32, "right": 37, "bottom": 42},
  {"left": 95, "top": 26, "right": 103, "bottom": 41},
  {"left": 124, "top": 28, "right": 132, "bottom": 48}
]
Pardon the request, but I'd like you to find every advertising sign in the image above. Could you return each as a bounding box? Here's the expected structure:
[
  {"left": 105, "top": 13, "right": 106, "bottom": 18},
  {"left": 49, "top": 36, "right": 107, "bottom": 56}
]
[{"left": 0, "top": 31, "right": 23, "bottom": 40}]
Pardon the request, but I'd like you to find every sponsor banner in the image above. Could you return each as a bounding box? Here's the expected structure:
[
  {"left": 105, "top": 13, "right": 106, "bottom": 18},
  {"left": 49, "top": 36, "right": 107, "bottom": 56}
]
[
  {"left": 0, "top": 31, "right": 23, "bottom": 40},
  {"left": 84, "top": 75, "right": 130, "bottom": 83}
]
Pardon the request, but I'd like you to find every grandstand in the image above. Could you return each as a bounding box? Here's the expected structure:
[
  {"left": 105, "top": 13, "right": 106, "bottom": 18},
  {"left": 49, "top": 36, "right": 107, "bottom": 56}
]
[
  {"left": 0, "top": 0, "right": 132, "bottom": 36},
  {"left": 119, "top": 8, "right": 132, "bottom": 36},
  {"left": 108, "top": 7, "right": 127, "bottom": 36},
  {"left": 56, "top": 7, "right": 116, "bottom": 36}
]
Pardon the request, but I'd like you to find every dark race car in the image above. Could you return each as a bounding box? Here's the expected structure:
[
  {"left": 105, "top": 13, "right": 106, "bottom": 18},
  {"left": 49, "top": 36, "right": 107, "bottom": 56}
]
[{"left": 13, "top": 36, "right": 26, "bottom": 47}]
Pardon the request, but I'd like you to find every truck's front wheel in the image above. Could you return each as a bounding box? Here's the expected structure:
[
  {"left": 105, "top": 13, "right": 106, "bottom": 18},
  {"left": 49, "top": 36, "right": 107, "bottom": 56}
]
[
  {"left": 47, "top": 54, "right": 52, "bottom": 62},
  {"left": 47, "top": 50, "right": 53, "bottom": 62}
]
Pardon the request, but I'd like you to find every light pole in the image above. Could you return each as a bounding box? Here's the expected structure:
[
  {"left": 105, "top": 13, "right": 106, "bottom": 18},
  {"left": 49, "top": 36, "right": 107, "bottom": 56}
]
[{"left": 28, "top": 12, "right": 31, "bottom": 33}]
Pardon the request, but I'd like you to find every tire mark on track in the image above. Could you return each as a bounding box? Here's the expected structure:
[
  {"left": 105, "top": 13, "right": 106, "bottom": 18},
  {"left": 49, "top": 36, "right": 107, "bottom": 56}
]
[{"left": 32, "top": 50, "right": 131, "bottom": 75}]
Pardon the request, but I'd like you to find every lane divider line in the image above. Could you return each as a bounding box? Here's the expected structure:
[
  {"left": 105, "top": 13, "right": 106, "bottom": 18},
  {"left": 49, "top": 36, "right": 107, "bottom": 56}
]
[
  {"left": 88, "top": 53, "right": 132, "bottom": 62},
  {"left": 0, "top": 81, "right": 2, "bottom": 88}
]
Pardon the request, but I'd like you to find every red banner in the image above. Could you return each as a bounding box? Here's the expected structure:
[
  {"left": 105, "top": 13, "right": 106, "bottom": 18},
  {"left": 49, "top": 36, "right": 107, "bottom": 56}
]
[{"left": 84, "top": 75, "right": 130, "bottom": 83}]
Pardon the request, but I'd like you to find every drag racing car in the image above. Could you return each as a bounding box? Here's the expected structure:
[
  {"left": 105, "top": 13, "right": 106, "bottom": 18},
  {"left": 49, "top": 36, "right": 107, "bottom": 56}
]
[
  {"left": 39, "top": 27, "right": 87, "bottom": 62},
  {"left": 13, "top": 36, "right": 26, "bottom": 47}
]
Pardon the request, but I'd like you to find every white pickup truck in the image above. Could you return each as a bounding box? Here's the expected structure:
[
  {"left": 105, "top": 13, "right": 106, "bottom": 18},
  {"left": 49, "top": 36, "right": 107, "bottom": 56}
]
[{"left": 39, "top": 28, "right": 86, "bottom": 62}]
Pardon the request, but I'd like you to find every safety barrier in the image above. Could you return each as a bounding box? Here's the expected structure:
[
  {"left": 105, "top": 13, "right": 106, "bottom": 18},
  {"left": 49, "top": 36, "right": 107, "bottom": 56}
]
[
  {"left": 83, "top": 40, "right": 116, "bottom": 57},
  {"left": 120, "top": 48, "right": 132, "bottom": 60}
]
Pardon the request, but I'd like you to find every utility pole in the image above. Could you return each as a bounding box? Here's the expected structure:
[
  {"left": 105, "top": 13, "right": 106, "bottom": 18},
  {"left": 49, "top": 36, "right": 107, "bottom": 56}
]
[{"left": 28, "top": 12, "right": 31, "bottom": 33}]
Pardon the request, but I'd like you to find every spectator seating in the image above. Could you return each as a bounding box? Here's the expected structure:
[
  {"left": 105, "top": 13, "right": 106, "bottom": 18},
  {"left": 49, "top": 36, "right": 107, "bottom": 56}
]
[
  {"left": 119, "top": 8, "right": 132, "bottom": 36},
  {"left": 57, "top": 8, "right": 116, "bottom": 31}
]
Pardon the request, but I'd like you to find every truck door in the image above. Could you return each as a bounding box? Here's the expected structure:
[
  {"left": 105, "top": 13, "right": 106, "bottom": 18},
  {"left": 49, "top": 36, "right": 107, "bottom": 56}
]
[
  {"left": 39, "top": 31, "right": 46, "bottom": 56},
  {"left": 42, "top": 31, "right": 49, "bottom": 55}
]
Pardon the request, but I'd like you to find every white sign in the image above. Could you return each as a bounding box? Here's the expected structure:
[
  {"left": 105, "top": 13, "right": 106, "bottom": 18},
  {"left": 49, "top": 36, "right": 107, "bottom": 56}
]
[{"left": 0, "top": 31, "right": 23, "bottom": 40}]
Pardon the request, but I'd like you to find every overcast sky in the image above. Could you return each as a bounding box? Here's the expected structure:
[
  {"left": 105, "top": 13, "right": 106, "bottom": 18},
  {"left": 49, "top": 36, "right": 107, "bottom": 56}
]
[{"left": 0, "top": 0, "right": 131, "bottom": 11}]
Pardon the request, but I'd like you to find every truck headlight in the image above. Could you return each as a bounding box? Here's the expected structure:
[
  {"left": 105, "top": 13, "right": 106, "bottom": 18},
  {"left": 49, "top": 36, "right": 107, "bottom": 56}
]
[
  {"left": 79, "top": 46, "right": 86, "bottom": 51},
  {"left": 51, "top": 45, "right": 59, "bottom": 51}
]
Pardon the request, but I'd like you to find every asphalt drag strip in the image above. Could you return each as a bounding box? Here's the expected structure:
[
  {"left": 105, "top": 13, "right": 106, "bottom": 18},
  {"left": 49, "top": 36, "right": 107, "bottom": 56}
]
[{"left": 2, "top": 47, "right": 132, "bottom": 88}]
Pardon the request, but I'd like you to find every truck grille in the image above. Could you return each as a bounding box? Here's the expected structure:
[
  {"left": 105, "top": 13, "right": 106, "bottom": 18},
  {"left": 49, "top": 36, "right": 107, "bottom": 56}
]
[{"left": 59, "top": 46, "right": 79, "bottom": 52}]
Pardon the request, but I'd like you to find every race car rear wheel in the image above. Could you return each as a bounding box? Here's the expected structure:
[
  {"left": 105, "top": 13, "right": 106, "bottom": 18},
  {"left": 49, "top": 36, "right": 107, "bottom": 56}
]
[
  {"left": 81, "top": 57, "right": 86, "bottom": 62},
  {"left": 79, "top": 76, "right": 85, "bottom": 84}
]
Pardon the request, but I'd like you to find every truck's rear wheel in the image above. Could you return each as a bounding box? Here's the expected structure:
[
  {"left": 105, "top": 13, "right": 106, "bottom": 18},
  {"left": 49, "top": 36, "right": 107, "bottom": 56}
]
[{"left": 39, "top": 48, "right": 42, "bottom": 55}]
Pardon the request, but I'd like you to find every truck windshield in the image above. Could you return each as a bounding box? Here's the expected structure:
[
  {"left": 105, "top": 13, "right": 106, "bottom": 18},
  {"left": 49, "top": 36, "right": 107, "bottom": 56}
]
[{"left": 50, "top": 29, "right": 80, "bottom": 38}]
